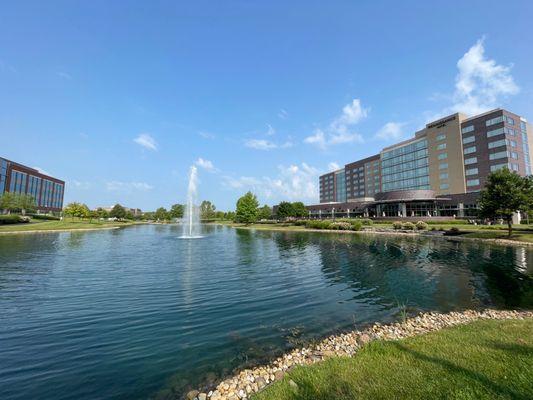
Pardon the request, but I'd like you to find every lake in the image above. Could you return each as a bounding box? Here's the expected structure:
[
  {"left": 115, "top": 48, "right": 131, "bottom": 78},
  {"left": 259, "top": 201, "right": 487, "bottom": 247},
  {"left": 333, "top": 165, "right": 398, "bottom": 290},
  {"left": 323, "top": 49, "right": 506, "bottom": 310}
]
[{"left": 0, "top": 224, "right": 531, "bottom": 400}]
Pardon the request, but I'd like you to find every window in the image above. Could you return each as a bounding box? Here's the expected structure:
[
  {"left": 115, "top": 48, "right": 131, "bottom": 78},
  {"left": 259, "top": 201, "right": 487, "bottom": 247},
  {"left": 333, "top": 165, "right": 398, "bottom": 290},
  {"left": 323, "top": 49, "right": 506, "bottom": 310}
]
[
  {"left": 486, "top": 116, "right": 504, "bottom": 126},
  {"left": 439, "top": 183, "right": 449, "bottom": 190},
  {"left": 439, "top": 172, "right": 448, "bottom": 180},
  {"left": 463, "top": 146, "right": 476, "bottom": 154},
  {"left": 489, "top": 151, "right": 507, "bottom": 160},
  {"left": 438, "top": 153, "right": 447, "bottom": 160},
  {"left": 509, "top": 140, "right": 517, "bottom": 147},
  {"left": 462, "top": 136, "right": 475, "bottom": 144},
  {"left": 464, "top": 157, "right": 477, "bottom": 165},
  {"left": 487, "top": 127, "right": 504, "bottom": 138},
  {"left": 466, "top": 179, "right": 480, "bottom": 187},
  {"left": 436, "top": 134, "right": 446, "bottom": 141},
  {"left": 510, "top": 151, "right": 518, "bottom": 159},
  {"left": 490, "top": 163, "right": 508, "bottom": 172},
  {"left": 504, "top": 127, "right": 516, "bottom": 136},
  {"left": 510, "top": 163, "right": 519, "bottom": 171},
  {"left": 505, "top": 116, "right": 515, "bottom": 125},
  {"left": 439, "top": 162, "right": 448, "bottom": 170},
  {"left": 488, "top": 139, "right": 506, "bottom": 149},
  {"left": 437, "top": 143, "right": 446, "bottom": 150},
  {"left": 465, "top": 168, "right": 478, "bottom": 176},
  {"left": 461, "top": 125, "right": 474, "bottom": 134}
]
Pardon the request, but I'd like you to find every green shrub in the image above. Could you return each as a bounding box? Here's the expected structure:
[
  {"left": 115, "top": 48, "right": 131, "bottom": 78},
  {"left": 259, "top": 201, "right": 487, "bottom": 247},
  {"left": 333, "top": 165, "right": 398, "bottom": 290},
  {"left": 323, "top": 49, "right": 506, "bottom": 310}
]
[
  {"left": 416, "top": 221, "right": 428, "bottom": 230},
  {"left": 360, "top": 218, "right": 373, "bottom": 226},
  {"left": 305, "top": 220, "right": 332, "bottom": 230},
  {"left": 329, "top": 222, "right": 352, "bottom": 230},
  {"left": 402, "top": 222, "right": 416, "bottom": 230},
  {"left": 293, "top": 220, "right": 307, "bottom": 226},
  {"left": 431, "top": 226, "right": 437, "bottom": 231},
  {"left": 393, "top": 221, "right": 403, "bottom": 230},
  {"left": 30, "top": 214, "right": 60, "bottom": 221},
  {"left": 351, "top": 220, "right": 363, "bottom": 231},
  {"left": 0, "top": 215, "right": 28, "bottom": 225}
]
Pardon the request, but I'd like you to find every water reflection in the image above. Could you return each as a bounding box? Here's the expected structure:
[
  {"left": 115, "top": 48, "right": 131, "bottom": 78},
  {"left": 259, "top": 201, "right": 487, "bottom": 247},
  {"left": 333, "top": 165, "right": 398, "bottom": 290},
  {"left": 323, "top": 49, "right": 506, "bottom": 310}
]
[{"left": 0, "top": 226, "right": 531, "bottom": 400}]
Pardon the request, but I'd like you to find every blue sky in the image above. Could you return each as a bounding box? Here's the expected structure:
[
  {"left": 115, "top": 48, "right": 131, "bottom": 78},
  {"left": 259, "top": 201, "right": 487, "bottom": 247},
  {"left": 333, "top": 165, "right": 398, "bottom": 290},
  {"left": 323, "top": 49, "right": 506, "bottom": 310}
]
[{"left": 1, "top": 1, "right": 532, "bottom": 211}]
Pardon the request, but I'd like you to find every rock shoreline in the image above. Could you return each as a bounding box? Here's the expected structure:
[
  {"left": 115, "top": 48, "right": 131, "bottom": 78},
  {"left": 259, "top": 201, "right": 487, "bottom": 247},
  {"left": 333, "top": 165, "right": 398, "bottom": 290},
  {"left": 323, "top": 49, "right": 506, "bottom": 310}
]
[{"left": 186, "top": 309, "right": 532, "bottom": 400}]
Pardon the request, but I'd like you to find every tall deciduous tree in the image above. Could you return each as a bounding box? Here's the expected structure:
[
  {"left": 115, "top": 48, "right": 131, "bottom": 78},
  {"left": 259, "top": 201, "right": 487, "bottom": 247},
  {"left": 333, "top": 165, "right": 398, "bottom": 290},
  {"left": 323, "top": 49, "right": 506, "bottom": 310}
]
[
  {"left": 479, "top": 168, "right": 532, "bottom": 237},
  {"left": 235, "top": 192, "right": 259, "bottom": 225},
  {"left": 276, "top": 201, "right": 295, "bottom": 220},
  {"left": 154, "top": 207, "right": 169, "bottom": 221},
  {"left": 63, "top": 202, "right": 90, "bottom": 220},
  {"left": 258, "top": 204, "right": 272, "bottom": 220},
  {"left": 109, "top": 204, "right": 126, "bottom": 219},
  {"left": 200, "top": 200, "right": 216, "bottom": 219},
  {"left": 169, "top": 204, "right": 184, "bottom": 219},
  {"left": 292, "top": 202, "right": 308, "bottom": 218}
]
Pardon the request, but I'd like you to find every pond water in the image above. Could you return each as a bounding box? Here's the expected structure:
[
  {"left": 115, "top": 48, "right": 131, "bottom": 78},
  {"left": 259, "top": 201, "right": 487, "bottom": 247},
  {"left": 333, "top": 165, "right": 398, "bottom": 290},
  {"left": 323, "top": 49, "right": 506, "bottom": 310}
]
[{"left": 0, "top": 225, "right": 531, "bottom": 400}]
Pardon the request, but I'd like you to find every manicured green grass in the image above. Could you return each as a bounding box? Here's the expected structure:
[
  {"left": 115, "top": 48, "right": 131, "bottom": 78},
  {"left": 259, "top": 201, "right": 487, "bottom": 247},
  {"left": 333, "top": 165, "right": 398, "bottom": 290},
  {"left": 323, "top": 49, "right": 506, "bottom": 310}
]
[
  {"left": 253, "top": 319, "right": 533, "bottom": 400},
  {"left": 463, "top": 230, "right": 533, "bottom": 243},
  {"left": 0, "top": 219, "right": 133, "bottom": 232}
]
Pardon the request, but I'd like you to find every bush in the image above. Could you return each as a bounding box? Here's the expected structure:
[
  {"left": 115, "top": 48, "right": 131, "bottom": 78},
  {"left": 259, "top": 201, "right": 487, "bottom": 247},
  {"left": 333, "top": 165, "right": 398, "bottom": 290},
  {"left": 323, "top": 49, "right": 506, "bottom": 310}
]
[
  {"left": 360, "top": 218, "right": 373, "bottom": 226},
  {"left": 329, "top": 222, "right": 352, "bottom": 231},
  {"left": 305, "top": 220, "right": 333, "bottom": 230},
  {"left": 30, "top": 214, "right": 60, "bottom": 221},
  {"left": 416, "top": 221, "right": 428, "bottom": 230},
  {"left": 293, "top": 220, "right": 307, "bottom": 226},
  {"left": 402, "top": 222, "right": 416, "bottom": 230},
  {"left": 393, "top": 221, "right": 403, "bottom": 230},
  {"left": 444, "top": 227, "right": 461, "bottom": 236},
  {"left": 0, "top": 215, "right": 29, "bottom": 225},
  {"left": 351, "top": 221, "right": 363, "bottom": 231}
]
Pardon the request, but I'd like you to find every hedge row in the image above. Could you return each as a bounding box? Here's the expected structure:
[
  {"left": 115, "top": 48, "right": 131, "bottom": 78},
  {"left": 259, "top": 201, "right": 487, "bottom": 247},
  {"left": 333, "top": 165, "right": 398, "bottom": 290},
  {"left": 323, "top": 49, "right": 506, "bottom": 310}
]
[
  {"left": 0, "top": 215, "right": 30, "bottom": 225},
  {"left": 393, "top": 221, "right": 428, "bottom": 230},
  {"left": 305, "top": 220, "right": 363, "bottom": 231}
]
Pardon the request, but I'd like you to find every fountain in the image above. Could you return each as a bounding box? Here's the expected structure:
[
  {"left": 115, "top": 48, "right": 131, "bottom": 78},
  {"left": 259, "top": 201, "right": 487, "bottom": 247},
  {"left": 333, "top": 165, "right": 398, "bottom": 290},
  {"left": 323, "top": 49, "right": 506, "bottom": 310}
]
[{"left": 179, "top": 165, "right": 203, "bottom": 239}]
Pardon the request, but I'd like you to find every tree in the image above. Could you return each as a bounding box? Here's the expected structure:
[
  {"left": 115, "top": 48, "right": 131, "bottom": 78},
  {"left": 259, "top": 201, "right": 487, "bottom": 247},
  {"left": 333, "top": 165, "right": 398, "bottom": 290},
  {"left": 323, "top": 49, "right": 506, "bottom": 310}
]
[
  {"left": 154, "top": 207, "right": 169, "bottom": 221},
  {"left": 0, "top": 192, "right": 17, "bottom": 214},
  {"left": 169, "top": 204, "right": 184, "bottom": 219},
  {"left": 124, "top": 210, "right": 134, "bottom": 220},
  {"left": 235, "top": 191, "right": 259, "bottom": 224},
  {"left": 96, "top": 207, "right": 109, "bottom": 219},
  {"left": 224, "top": 211, "right": 236, "bottom": 221},
  {"left": 63, "top": 202, "right": 90, "bottom": 220},
  {"left": 292, "top": 202, "right": 308, "bottom": 218},
  {"left": 200, "top": 200, "right": 216, "bottom": 219},
  {"left": 258, "top": 204, "right": 272, "bottom": 220},
  {"left": 276, "top": 201, "right": 295, "bottom": 220},
  {"left": 109, "top": 204, "right": 126, "bottom": 219},
  {"left": 478, "top": 168, "right": 532, "bottom": 237}
]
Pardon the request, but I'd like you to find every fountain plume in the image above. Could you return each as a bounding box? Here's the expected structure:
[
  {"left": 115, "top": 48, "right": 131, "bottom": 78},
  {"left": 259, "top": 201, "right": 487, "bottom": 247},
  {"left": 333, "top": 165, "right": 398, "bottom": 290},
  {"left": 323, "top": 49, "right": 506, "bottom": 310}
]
[{"left": 180, "top": 165, "right": 202, "bottom": 238}]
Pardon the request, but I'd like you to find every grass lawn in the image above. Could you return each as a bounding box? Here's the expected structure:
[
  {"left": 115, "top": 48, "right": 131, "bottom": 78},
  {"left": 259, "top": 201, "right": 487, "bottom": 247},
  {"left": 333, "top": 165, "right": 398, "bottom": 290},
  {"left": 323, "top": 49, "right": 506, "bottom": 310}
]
[
  {"left": 462, "top": 230, "right": 533, "bottom": 243},
  {"left": 253, "top": 319, "right": 533, "bottom": 400},
  {"left": 0, "top": 219, "right": 134, "bottom": 232}
]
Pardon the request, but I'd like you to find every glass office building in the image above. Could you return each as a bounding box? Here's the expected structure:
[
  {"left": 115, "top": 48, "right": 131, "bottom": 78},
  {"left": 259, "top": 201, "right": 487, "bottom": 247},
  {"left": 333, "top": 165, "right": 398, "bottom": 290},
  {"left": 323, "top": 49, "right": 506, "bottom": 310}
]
[{"left": 0, "top": 157, "right": 65, "bottom": 212}]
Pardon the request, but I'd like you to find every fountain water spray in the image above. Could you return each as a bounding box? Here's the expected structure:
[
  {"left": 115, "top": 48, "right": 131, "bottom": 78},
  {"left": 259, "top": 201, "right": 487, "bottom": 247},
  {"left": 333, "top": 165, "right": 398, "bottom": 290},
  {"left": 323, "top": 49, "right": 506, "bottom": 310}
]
[{"left": 180, "top": 165, "right": 203, "bottom": 239}]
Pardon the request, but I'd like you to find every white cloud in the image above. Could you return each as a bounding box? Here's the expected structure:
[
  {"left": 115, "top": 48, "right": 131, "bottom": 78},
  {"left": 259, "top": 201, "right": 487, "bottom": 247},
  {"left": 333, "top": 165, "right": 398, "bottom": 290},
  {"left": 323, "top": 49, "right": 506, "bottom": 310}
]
[
  {"left": 278, "top": 109, "right": 289, "bottom": 119},
  {"left": 442, "top": 38, "right": 519, "bottom": 117},
  {"left": 266, "top": 124, "right": 275, "bottom": 136},
  {"left": 195, "top": 157, "right": 217, "bottom": 172},
  {"left": 375, "top": 122, "right": 405, "bottom": 141},
  {"left": 198, "top": 131, "right": 215, "bottom": 139},
  {"left": 328, "top": 162, "right": 340, "bottom": 171},
  {"left": 222, "top": 163, "right": 319, "bottom": 203},
  {"left": 304, "top": 99, "right": 367, "bottom": 149},
  {"left": 244, "top": 138, "right": 293, "bottom": 151},
  {"left": 57, "top": 71, "right": 72, "bottom": 80},
  {"left": 33, "top": 167, "right": 51, "bottom": 176},
  {"left": 133, "top": 133, "right": 158, "bottom": 151},
  {"left": 72, "top": 180, "right": 91, "bottom": 189},
  {"left": 106, "top": 181, "right": 153, "bottom": 191}
]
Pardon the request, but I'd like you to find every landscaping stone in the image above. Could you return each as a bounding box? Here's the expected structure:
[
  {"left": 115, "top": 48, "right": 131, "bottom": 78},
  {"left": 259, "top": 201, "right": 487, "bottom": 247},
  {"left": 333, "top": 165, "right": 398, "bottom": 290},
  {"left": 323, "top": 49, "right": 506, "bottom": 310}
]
[{"left": 187, "top": 309, "right": 532, "bottom": 399}]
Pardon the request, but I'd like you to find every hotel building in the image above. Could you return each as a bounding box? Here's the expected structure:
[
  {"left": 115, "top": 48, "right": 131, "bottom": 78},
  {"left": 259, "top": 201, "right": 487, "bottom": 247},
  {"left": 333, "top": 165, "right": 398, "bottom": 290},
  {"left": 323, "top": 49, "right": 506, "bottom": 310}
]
[
  {"left": 310, "top": 109, "right": 533, "bottom": 218},
  {"left": 0, "top": 157, "right": 65, "bottom": 213}
]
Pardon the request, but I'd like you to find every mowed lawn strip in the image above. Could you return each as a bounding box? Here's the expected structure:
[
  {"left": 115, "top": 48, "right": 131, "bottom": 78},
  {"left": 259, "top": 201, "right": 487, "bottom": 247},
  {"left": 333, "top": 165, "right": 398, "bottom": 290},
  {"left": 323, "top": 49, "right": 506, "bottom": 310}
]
[
  {"left": 253, "top": 319, "right": 533, "bottom": 400},
  {"left": 0, "top": 219, "right": 133, "bottom": 232}
]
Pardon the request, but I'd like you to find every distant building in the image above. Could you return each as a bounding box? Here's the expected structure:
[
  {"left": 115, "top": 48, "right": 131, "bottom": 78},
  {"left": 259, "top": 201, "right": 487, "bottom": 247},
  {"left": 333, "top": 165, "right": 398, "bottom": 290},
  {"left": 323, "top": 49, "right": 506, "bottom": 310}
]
[
  {"left": 308, "top": 109, "right": 533, "bottom": 218},
  {"left": 0, "top": 157, "right": 65, "bottom": 213},
  {"left": 100, "top": 206, "right": 143, "bottom": 216}
]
